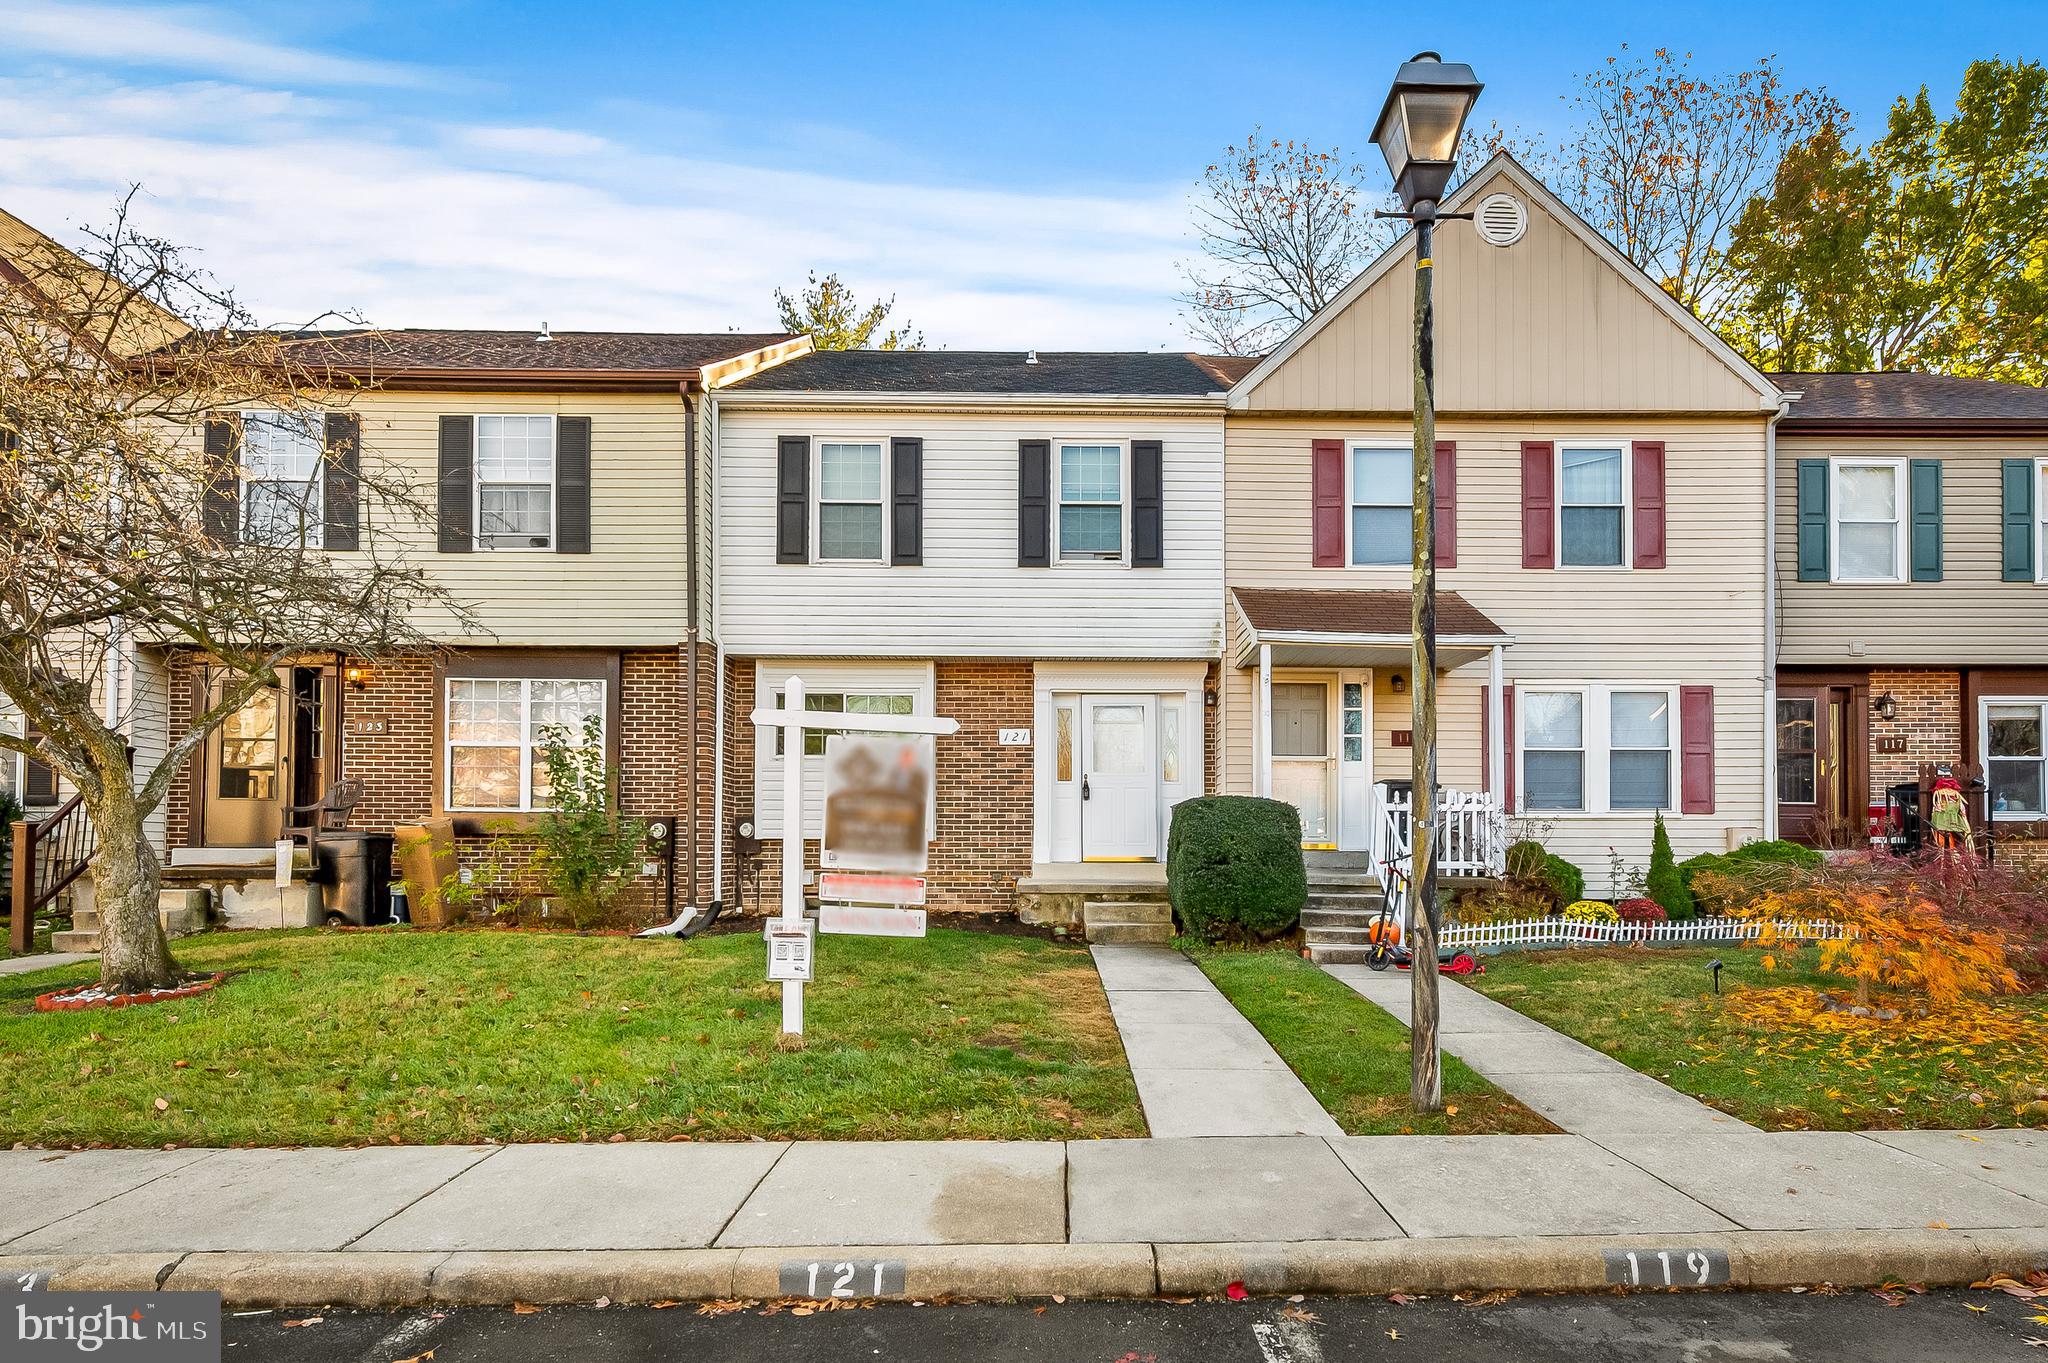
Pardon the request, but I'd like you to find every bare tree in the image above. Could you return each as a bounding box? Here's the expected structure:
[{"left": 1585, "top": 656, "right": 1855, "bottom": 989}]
[
  {"left": 0, "top": 194, "right": 472, "bottom": 991},
  {"left": 1528, "top": 47, "right": 1845, "bottom": 326},
  {"left": 1179, "top": 132, "right": 1398, "bottom": 355}
]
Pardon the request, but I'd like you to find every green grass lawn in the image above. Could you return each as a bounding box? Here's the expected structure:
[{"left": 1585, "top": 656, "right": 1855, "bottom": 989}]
[
  {"left": 1470, "top": 945, "right": 2048, "bottom": 1131},
  {"left": 0, "top": 927, "right": 1145, "bottom": 1146},
  {"left": 1185, "top": 945, "right": 1554, "bottom": 1135}
]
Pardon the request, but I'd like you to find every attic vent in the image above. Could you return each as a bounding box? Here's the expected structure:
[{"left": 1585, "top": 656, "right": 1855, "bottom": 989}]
[{"left": 1474, "top": 192, "right": 1527, "bottom": 247}]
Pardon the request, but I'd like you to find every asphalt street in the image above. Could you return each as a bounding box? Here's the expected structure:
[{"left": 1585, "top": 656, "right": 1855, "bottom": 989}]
[{"left": 221, "top": 1287, "right": 2048, "bottom": 1362}]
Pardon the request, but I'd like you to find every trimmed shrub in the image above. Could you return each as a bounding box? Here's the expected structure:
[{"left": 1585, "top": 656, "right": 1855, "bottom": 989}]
[
  {"left": 1616, "top": 896, "right": 1667, "bottom": 924},
  {"left": 1505, "top": 839, "right": 1549, "bottom": 882},
  {"left": 1504, "top": 837, "right": 1583, "bottom": 909},
  {"left": 1645, "top": 812, "right": 1695, "bottom": 919},
  {"left": 1563, "top": 899, "right": 1619, "bottom": 925},
  {"left": 1679, "top": 839, "right": 1821, "bottom": 912},
  {"left": 1166, "top": 796, "right": 1307, "bottom": 942},
  {"left": 1541, "top": 852, "right": 1585, "bottom": 907}
]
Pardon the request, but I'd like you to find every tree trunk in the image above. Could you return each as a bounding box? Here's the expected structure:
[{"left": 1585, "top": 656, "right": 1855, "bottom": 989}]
[{"left": 86, "top": 783, "right": 178, "bottom": 993}]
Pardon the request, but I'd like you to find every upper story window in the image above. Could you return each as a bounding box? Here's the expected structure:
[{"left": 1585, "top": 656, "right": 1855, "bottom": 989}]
[
  {"left": 1831, "top": 458, "right": 1903, "bottom": 582},
  {"left": 1985, "top": 700, "right": 2046, "bottom": 819},
  {"left": 2036, "top": 460, "right": 2048, "bottom": 582},
  {"left": 1559, "top": 446, "right": 1625, "bottom": 567},
  {"left": 445, "top": 675, "right": 604, "bottom": 811},
  {"left": 241, "top": 410, "right": 323, "bottom": 548},
  {"left": 1057, "top": 443, "right": 1122, "bottom": 561},
  {"left": 476, "top": 415, "right": 555, "bottom": 550},
  {"left": 1521, "top": 683, "right": 1678, "bottom": 814},
  {"left": 817, "top": 441, "right": 885, "bottom": 562},
  {"left": 1350, "top": 447, "right": 1410, "bottom": 566}
]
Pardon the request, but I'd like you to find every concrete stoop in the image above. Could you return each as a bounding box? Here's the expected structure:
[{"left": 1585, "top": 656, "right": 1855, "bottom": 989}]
[
  {"left": 1083, "top": 899, "right": 1172, "bottom": 946},
  {"left": 1302, "top": 853, "right": 1387, "bottom": 964},
  {"left": 49, "top": 890, "right": 210, "bottom": 954}
]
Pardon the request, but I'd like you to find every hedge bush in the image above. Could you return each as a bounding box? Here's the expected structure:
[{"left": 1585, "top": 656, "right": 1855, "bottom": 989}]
[
  {"left": 1166, "top": 796, "right": 1307, "bottom": 942},
  {"left": 1678, "top": 839, "right": 1822, "bottom": 911},
  {"left": 1504, "top": 839, "right": 1584, "bottom": 909},
  {"left": 1616, "top": 896, "right": 1668, "bottom": 924},
  {"left": 1645, "top": 812, "right": 1695, "bottom": 919}
]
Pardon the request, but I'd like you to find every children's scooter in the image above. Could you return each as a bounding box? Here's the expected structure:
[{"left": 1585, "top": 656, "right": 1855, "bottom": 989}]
[{"left": 1364, "top": 860, "right": 1482, "bottom": 976}]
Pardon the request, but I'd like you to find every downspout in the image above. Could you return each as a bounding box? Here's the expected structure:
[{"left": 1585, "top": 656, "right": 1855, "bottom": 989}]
[
  {"left": 709, "top": 397, "right": 727, "bottom": 904},
  {"left": 681, "top": 382, "right": 701, "bottom": 910},
  {"left": 1763, "top": 395, "right": 1792, "bottom": 841}
]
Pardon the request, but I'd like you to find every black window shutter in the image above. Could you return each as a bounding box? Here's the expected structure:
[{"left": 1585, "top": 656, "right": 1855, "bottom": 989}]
[
  {"left": 890, "top": 437, "right": 923, "bottom": 565},
  {"left": 322, "top": 413, "right": 361, "bottom": 551},
  {"left": 23, "top": 727, "right": 56, "bottom": 806},
  {"left": 1018, "top": 439, "right": 1051, "bottom": 567},
  {"left": 202, "top": 415, "right": 240, "bottom": 543},
  {"left": 776, "top": 436, "right": 810, "bottom": 563},
  {"left": 1132, "top": 439, "right": 1164, "bottom": 568},
  {"left": 556, "top": 416, "right": 592, "bottom": 553},
  {"left": 437, "top": 415, "right": 474, "bottom": 553}
]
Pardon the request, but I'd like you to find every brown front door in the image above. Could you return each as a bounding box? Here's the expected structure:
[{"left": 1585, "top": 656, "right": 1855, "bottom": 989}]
[
  {"left": 1777, "top": 684, "right": 1863, "bottom": 846},
  {"left": 198, "top": 665, "right": 337, "bottom": 847}
]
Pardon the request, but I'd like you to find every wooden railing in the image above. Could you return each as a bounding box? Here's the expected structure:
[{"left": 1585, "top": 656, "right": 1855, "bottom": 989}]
[{"left": 8, "top": 792, "right": 95, "bottom": 953}]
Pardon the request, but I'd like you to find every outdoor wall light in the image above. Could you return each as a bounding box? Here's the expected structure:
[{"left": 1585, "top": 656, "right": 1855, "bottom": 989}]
[
  {"left": 1371, "top": 51, "right": 1485, "bottom": 213},
  {"left": 1873, "top": 692, "right": 1898, "bottom": 722},
  {"left": 1390, "top": 673, "right": 1408, "bottom": 694},
  {"left": 345, "top": 664, "right": 369, "bottom": 691}
]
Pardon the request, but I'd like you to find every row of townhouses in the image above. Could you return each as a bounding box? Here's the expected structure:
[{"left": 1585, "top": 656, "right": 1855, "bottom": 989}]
[{"left": 8, "top": 155, "right": 2048, "bottom": 922}]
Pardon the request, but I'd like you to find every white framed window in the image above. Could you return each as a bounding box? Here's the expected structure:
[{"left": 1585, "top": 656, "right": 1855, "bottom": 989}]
[
  {"left": 1830, "top": 457, "right": 1903, "bottom": 582},
  {"left": 241, "top": 410, "right": 324, "bottom": 548},
  {"left": 1349, "top": 446, "right": 1410, "bottom": 566},
  {"left": 0, "top": 711, "right": 22, "bottom": 804},
  {"left": 1519, "top": 683, "right": 1680, "bottom": 814},
  {"left": 445, "top": 676, "right": 604, "bottom": 811},
  {"left": 1056, "top": 441, "right": 1124, "bottom": 562},
  {"left": 475, "top": 415, "right": 556, "bottom": 550},
  {"left": 815, "top": 440, "right": 886, "bottom": 562},
  {"left": 772, "top": 689, "right": 915, "bottom": 757},
  {"left": 1982, "top": 698, "right": 2047, "bottom": 819},
  {"left": 1558, "top": 445, "right": 1626, "bottom": 568}
]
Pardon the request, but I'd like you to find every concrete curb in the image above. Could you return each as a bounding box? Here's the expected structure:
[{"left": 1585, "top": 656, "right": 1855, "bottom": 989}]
[{"left": 5, "top": 1231, "right": 2044, "bottom": 1307}]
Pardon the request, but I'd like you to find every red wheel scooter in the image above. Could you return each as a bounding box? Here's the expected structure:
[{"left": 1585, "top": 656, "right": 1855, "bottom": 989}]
[{"left": 1364, "top": 860, "right": 1482, "bottom": 976}]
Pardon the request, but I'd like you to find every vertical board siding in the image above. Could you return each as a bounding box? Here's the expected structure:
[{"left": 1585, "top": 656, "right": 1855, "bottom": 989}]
[
  {"left": 718, "top": 408, "right": 1224, "bottom": 657},
  {"left": 1779, "top": 437, "right": 2048, "bottom": 663}
]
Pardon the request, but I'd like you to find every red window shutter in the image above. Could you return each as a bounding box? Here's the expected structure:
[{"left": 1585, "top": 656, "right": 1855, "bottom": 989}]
[
  {"left": 1520, "top": 441, "right": 1555, "bottom": 568},
  {"left": 1681, "top": 685, "right": 1715, "bottom": 814},
  {"left": 1632, "top": 440, "right": 1667, "bottom": 569},
  {"left": 1435, "top": 441, "right": 1457, "bottom": 568},
  {"left": 1312, "top": 438, "right": 1344, "bottom": 567},
  {"left": 1484, "top": 684, "right": 1516, "bottom": 811}
]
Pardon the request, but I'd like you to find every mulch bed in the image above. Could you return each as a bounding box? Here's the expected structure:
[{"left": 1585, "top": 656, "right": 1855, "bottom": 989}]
[{"left": 35, "top": 972, "right": 226, "bottom": 1012}]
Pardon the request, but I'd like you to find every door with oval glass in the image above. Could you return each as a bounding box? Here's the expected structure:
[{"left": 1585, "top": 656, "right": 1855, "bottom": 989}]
[{"left": 1080, "top": 694, "right": 1158, "bottom": 860}]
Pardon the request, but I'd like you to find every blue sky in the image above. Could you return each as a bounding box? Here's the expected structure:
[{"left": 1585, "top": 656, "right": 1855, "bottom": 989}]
[{"left": 0, "top": 1, "right": 2037, "bottom": 347}]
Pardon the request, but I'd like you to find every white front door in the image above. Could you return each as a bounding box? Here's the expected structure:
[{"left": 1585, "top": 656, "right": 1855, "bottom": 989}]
[
  {"left": 1271, "top": 680, "right": 1335, "bottom": 846},
  {"left": 1081, "top": 694, "right": 1157, "bottom": 859}
]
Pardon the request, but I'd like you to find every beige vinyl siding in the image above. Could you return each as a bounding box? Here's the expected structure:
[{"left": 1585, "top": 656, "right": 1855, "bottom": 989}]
[
  {"left": 1777, "top": 434, "right": 2048, "bottom": 665},
  {"left": 1236, "top": 168, "right": 1769, "bottom": 416},
  {"left": 315, "top": 389, "right": 693, "bottom": 645},
  {"left": 1222, "top": 415, "right": 1769, "bottom": 890},
  {"left": 714, "top": 406, "right": 1225, "bottom": 659}
]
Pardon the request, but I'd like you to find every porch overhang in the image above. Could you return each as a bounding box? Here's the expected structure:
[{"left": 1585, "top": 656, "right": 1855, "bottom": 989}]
[{"left": 1230, "top": 587, "right": 1510, "bottom": 670}]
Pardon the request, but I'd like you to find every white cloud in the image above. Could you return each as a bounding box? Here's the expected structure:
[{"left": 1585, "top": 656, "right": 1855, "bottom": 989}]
[
  {"left": 0, "top": 1, "right": 434, "bottom": 88},
  {"left": 0, "top": 72, "right": 1196, "bottom": 348}
]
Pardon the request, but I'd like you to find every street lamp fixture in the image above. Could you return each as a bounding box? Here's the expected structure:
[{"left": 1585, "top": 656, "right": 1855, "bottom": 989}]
[{"left": 1371, "top": 52, "right": 1484, "bottom": 214}]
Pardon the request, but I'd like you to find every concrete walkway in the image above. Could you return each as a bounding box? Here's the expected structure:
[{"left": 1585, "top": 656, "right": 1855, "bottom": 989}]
[
  {"left": 1323, "top": 963, "right": 1757, "bottom": 1137},
  {"left": 3, "top": 1130, "right": 2044, "bottom": 1304},
  {"left": 1092, "top": 944, "right": 1343, "bottom": 1139},
  {"left": 0, "top": 952, "right": 93, "bottom": 977}
]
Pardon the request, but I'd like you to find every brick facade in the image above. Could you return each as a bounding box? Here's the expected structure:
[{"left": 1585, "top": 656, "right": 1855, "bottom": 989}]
[{"left": 1866, "top": 668, "right": 1963, "bottom": 804}]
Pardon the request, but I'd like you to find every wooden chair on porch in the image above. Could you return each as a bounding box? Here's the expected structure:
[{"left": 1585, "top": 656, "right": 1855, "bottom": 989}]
[{"left": 283, "top": 778, "right": 365, "bottom": 859}]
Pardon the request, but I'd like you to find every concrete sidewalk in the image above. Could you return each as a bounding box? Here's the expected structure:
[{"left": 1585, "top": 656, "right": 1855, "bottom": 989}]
[
  {"left": 1324, "top": 963, "right": 1756, "bottom": 1136},
  {"left": 1092, "top": 944, "right": 1342, "bottom": 1138},
  {"left": 0, "top": 952, "right": 93, "bottom": 977},
  {"left": 3, "top": 1129, "right": 2044, "bottom": 1305}
]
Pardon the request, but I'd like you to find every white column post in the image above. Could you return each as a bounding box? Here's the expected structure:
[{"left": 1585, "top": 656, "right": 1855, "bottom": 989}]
[
  {"left": 779, "top": 676, "right": 806, "bottom": 1035},
  {"left": 1257, "top": 642, "right": 1274, "bottom": 799},
  {"left": 1487, "top": 644, "right": 1504, "bottom": 804}
]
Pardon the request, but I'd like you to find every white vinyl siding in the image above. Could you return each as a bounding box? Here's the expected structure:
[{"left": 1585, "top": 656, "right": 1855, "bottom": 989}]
[
  {"left": 476, "top": 415, "right": 556, "bottom": 550},
  {"left": 1349, "top": 447, "right": 1409, "bottom": 566},
  {"left": 241, "top": 410, "right": 324, "bottom": 548},
  {"left": 1830, "top": 457, "right": 1903, "bottom": 583}
]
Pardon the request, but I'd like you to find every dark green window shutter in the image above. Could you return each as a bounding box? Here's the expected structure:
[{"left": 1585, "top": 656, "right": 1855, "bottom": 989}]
[
  {"left": 437, "top": 416, "right": 474, "bottom": 553},
  {"left": 1017, "top": 439, "right": 1051, "bottom": 567},
  {"left": 322, "top": 413, "right": 361, "bottom": 551},
  {"left": 1909, "top": 459, "right": 1942, "bottom": 582},
  {"left": 555, "top": 416, "right": 592, "bottom": 553},
  {"left": 776, "top": 436, "right": 810, "bottom": 563},
  {"left": 2003, "top": 458, "right": 2036, "bottom": 582},
  {"left": 1795, "top": 459, "right": 1829, "bottom": 582}
]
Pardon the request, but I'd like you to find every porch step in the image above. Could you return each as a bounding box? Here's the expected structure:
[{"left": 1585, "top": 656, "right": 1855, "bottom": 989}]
[
  {"left": 1307, "top": 944, "right": 1378, "bottom": 965},
  {"left": 48, "top": 891, "right": 213, "bottom": 954},
  {"left": 1302, "top": 906, "right": 1378, "bottom": 929},
  {"left": 1305, "top": 870, "right": 1379, "bottom": 891},
  {"left": 1082, "top": 898, "right": 1173, "bottom": 946},
  {"left": 1304, "top": 851, "right": 1374, "bottom": 870}
]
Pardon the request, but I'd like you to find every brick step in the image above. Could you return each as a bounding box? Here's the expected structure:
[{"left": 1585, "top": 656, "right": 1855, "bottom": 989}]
[
  {"left": 1082, "top": 900, "right": 1172, "bottom": 929},
  {"left": 1085, "top": 921, "right": 1173, "bottom": 946}
]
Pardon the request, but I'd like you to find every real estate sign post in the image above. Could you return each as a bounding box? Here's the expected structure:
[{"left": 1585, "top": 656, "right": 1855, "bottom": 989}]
[{"left": 751, "top": 677, "right": 958, "bottom": 1036}]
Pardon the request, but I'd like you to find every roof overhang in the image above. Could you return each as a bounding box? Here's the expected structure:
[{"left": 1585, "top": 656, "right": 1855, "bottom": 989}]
[
  {"left": 709, "top": 390, "right": 1228, "bottom": 412},
  {"left": 1230, "top": 587, "right": 1511, "bottom": 670}
]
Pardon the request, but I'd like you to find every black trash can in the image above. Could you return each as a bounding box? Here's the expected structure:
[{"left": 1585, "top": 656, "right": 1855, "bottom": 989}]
[{"left": 316, "top": 832, "right": 395, "bottom": 926}]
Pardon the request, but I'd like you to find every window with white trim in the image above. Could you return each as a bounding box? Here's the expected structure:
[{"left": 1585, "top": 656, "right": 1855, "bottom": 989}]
[
  {"left": 816, "top": 441, "right": 885, "bottom": 561},
  {"left": 475, "top": 415, "right": 555, "bottom": 549},
  {"left": 445, "top": 676, "right": 604, "bottom": 811},
  {"left": 1057, "top": 442, "right": 1122, "bottom": 561},
  {"left": 1559, "top": 446, "right": 1625, "bottom": 567},
  {"left": 241, "top": 410, "right": 324, "bottom": 548},
  {"left": 1831, "top": 458, "right": 1903, "bottom": 582},
  {"left": 1349, "top": 447, "right": 1410, "bottom": 566},
  {"left": 1985, "top": 699, "right": 2046, "bottom": 818},
  {"left": 773, "top": 690, "right": 915, "bottom": 757},
  {"left": 1519, "top": 683, "right": 1679, "bottom": 814},
  {"left": 0, "top": 712, "right": 21, "bottom": 803}
]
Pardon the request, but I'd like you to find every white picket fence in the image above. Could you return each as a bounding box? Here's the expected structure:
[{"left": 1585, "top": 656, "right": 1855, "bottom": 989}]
[
  {"left": 1438, "top": 916, "right": 1849, "bottom": 951},
  {"left": 1373, "top": 785, "right": 1505, "bottom": 879}
]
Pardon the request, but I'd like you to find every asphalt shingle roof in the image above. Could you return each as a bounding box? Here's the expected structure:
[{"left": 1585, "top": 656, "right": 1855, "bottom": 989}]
[
  {"left": 1232, "top": 588, "right": 1506, "bottom": 639},
  {"left": 282, "top": 329, "right": 798, "bottom": 373},
  {"left": 722, "top": 350, "right": 1239, "bottom": 397},
  {"left": 1775, "top": 372, "right": 2048, "bottom": 425}
]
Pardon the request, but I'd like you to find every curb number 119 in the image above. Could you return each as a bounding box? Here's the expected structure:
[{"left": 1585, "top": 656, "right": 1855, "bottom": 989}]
[{"left": 1602, "top": 1248, "right": 1730, "bottom": 1287}]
